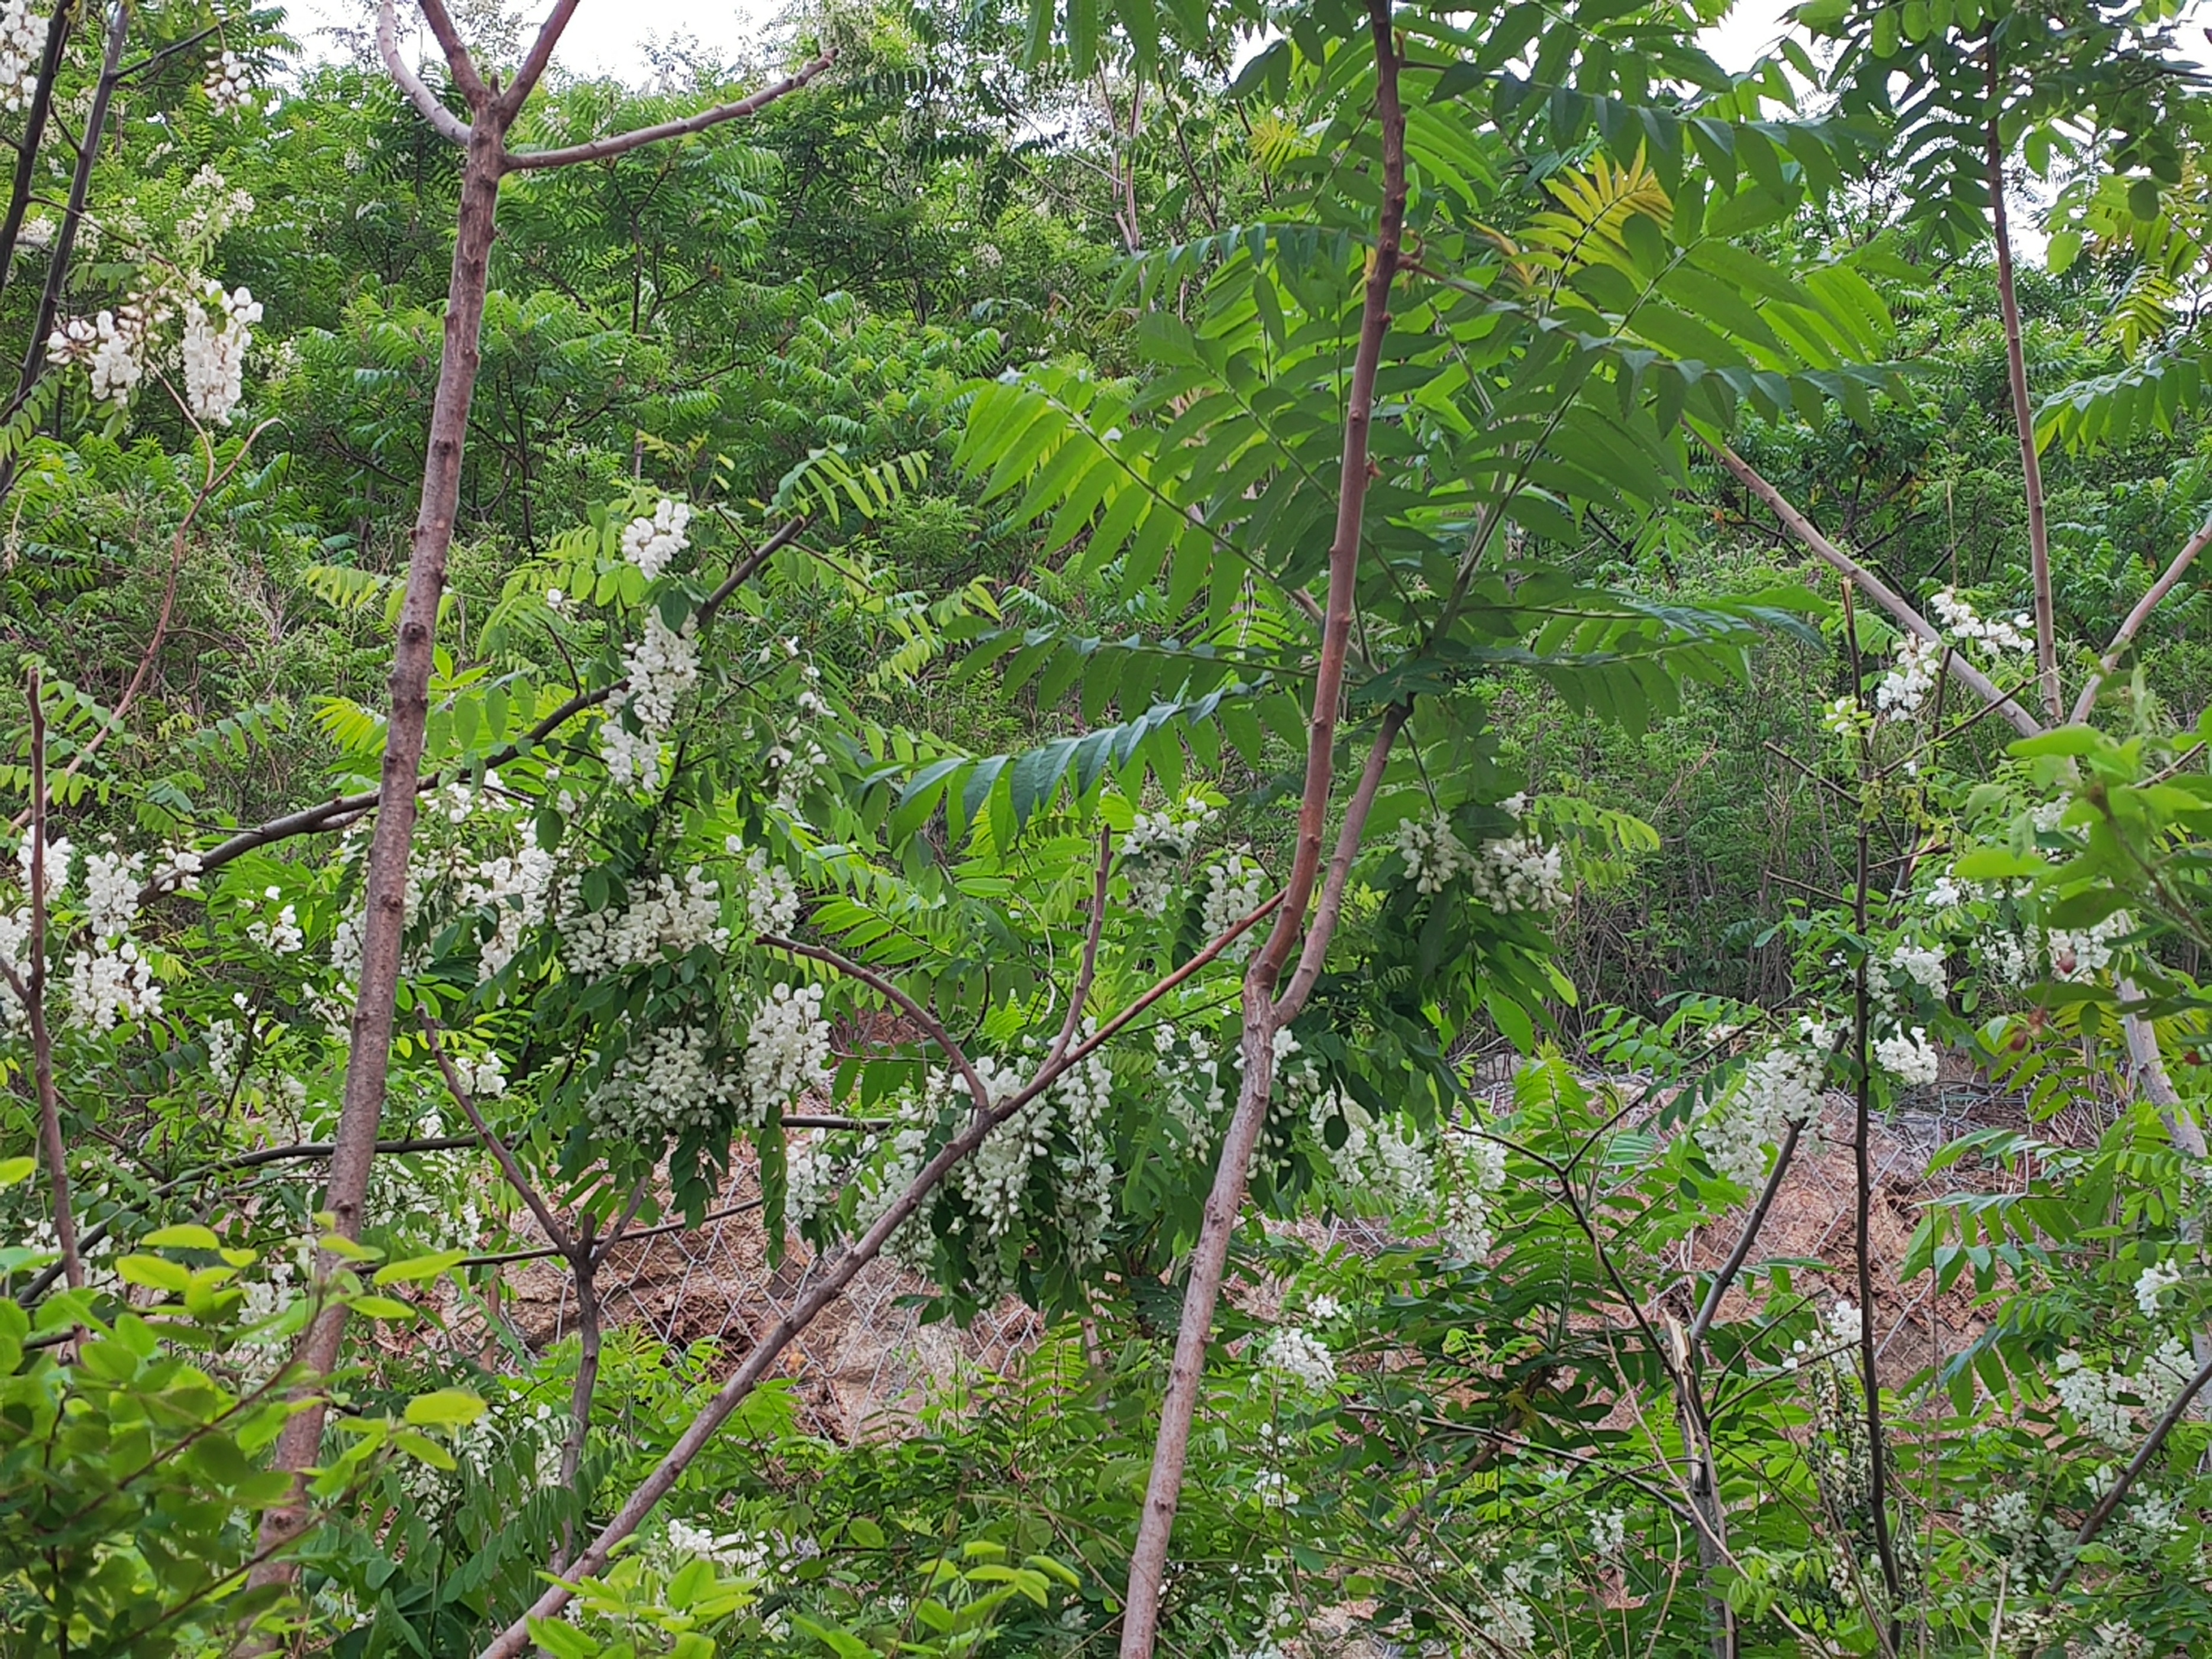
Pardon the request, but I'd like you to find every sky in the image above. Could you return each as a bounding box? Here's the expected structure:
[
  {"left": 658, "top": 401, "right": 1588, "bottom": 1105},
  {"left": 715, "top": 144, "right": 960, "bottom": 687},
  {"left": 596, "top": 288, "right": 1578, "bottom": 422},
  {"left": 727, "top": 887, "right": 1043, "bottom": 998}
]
[{"left": 296, "top": 0, "right": 1800, "bottom": 83}]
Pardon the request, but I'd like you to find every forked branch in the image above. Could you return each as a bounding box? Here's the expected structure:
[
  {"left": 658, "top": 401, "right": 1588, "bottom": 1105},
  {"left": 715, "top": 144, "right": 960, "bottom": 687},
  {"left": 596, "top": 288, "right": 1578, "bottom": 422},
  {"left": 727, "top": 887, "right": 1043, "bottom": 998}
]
[{"left": 502, "top": 54, "right": 838, "bottom": 172}]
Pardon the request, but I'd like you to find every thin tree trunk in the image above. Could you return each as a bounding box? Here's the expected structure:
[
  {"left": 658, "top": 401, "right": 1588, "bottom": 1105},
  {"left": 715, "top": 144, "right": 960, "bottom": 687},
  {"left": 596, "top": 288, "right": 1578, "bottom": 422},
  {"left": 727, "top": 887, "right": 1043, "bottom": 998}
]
[
  {"left": 249, "top": 110, "right": 509, "bottom": 1583},
  {"left": 1116, "top": 8, "right": 1407, "bottom": 1654},
  {"left": 1985, "top": 57, "right": 2061, "bottom": 727},
  {"left": 0, "top": 0, "right": 79, "bottom": 309},
  {"left": 25, "top": 672, "right": 82, "bottom": 1294},
  {"left": 8, "top": 0, "right": 129, "bottom": 418}
]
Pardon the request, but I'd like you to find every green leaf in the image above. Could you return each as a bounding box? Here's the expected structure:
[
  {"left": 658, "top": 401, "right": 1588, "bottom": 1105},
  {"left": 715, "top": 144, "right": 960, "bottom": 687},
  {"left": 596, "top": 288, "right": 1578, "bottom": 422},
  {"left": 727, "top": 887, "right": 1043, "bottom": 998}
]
[
  {"left": 374, "top": 1249, "right": 469, "bottom": 1286},
  {"left": 527, "top": 1617, "right": 601, "bottom": 1659},
  {"left": 1953, "top": 848, "right": 2046, "bottom": 880},
  {"left": 0, "top": 1157, "right": 35, "bottom": 1186},
  {"left": 141, "top": 1224, "right": 221, "bottom": 1251},
  {"left": 404, "top": 1389, "right": 486, "bottom": 1427},
  {"left": 793, "top": 1615, "right": 876, "bottom": 1659}
]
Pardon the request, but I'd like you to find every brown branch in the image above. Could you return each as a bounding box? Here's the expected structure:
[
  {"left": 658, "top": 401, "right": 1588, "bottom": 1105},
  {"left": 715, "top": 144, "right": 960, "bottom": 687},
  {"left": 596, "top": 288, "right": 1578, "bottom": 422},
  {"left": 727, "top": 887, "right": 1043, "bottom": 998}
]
[
  {"left": 1987, "top": 59, "right": 2061, "bottom": 728},
  {"left": 1277, "top": 705, "right": 1409, "bottom": 1019},
  {"left": 377, "top": 0, "right": 472, "bottom": 147},
  {"left": 1119, "top": 10, "right": 1408, "bottom": 1655},
  {"left": 251, "top": 102, "right": 514, "bottom": 1590},
  {"left": 2069, "top": 512, "right": 2212, "bottom": 724},
  {"left": 500, "top": 54, "right": 837, "bottom": 172},
  {"left": 1688, "top": 1119, "right": 1803, "bottom": 1350},
  {"left": 502, "top": 0, "right": 584, "bottom": 114},
  {"left": 412, "top": 0, "right": 491, "bottom": 108},
  {"left": 421, "top": 1014, "right": 573, "bottom": 1257},
  {"left": 457, "top": 1197, "right": 764, "bottom": 1269},
  {"left": 1040, "top": 828, "right": 1114, "bottom": 1080},
  {"left": 1706, "top": 440, "right": 2042, "bottom": 740},
  {"left": 0, "top": 0, "right": 76, "bottom": 315},
  {"left": 25, "top": 670, "right": 81, "bottom": 1294}
]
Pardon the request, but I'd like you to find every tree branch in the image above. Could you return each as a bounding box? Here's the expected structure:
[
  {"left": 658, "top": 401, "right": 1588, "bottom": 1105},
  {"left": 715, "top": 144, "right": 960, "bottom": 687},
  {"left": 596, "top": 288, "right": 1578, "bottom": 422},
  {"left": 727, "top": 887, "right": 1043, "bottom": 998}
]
[
  {"left": 1986, "top": 58, "right": 2061, "bottom": 727},
  {"left": 1688, "top": 1119, "right": 1803, "bottom": 1350},
  {"left": 412, "top": 0, "right": 491, "bottom": 108},
  {"left": 1277, "top": 705, "right": 1409, "bottom": 1019},
  {"left": 377, "top": 0, "right": 472, "bottom": 147},
  {"left": 502, "top": 0, "right": 583, "bottom": 114},
  {"left": 2053, "top": 1345, "right": 2212, "bottom": 1589},
  {"left": 1705, "top": 440, "right": 2042, "bottom": 740},
  {"left": 25, "top": 671, "right": 82, "bottom": 1294},
  {"left": 421, "top": 1014, "right": 573, "bottom": 1257},
  {"left": 501, "top": 54, "right": 837, "bottom": 172},
  {"left": 2069, "top": 512, "right": 2212, "bottom": 725},
  {"left": 1040, "top": 828, "right": 1113, "bottom": 1080}
]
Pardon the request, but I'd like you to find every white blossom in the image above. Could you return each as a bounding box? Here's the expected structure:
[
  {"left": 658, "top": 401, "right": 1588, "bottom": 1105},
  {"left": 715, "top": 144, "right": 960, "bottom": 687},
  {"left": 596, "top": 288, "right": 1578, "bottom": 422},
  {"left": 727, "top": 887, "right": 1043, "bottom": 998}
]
[
  {"left": 1200, "top": 852, "right": 1269, "bottom": 960},
  {"left": 557, "top": 866, "right": 726, "bottom": 979},
  {"left": 738, "top": 982, "right": 833, "bottom": 1119},
  {"left": 462, "top": 844, "right": 556, "bottom": 979},
  {"left": 1874, "top": 634, "right": 1939, "bottom": 718},
  {"left": 599, "top": 611, "right": 700, "bottom": 790},
  {"left": 179, "top": 282, "right": 260, "bottom": 425},
  {"left": 1469, "top": 832, "right": 1569, "bottom": 914},
  {"left": 1118, "top": 796, "right": 1217, "bottom": 916},
  {"left": 1258, "top": 1325, "right": 1338, "bottom": 1393},
  {"left": 1392, "top": 809, "right": 1474, "bottom": 895},
  {"left": 79, "top": 844, "right": 140, "bottom": 940},
  {"left": 1438, "top": 1125, "right": 1508, "bottom": 1260},
  {"left": 204, "top": 47, "right": 251, "bottom": 115},
  {"left": 1, "top": 0, "right": 44, "bottom": 113},
  {"left": 67, "top": 938, "right": 160, "bottom": 1031},
  {"left": 1886, "top": 943, "right": 1947, "bottom": 1001},
  {"left": 620, "top": 498, "right": 692, "bottom": 580},
  {"left": 1872, "top": 1026, "right": 1939, "bottom": 1086},
  {"left": 1930, "top": 588, "right": 2033, "bottom": 656},
  {"left": 1698, "top": 1044, "right": 1826, "bottom": 1187},
  {"left": 725, "top": 840, "right": 799, "bottom": 936},
  {"left": 2048, "top": 911, "right": 2130, "bottom": 980},
  {"left": 586, "top": 1025, "right": 742, "bottom": 1140},
  {"left": 2136, "top": 1258, "right": 2185, "bottom": 1321}
]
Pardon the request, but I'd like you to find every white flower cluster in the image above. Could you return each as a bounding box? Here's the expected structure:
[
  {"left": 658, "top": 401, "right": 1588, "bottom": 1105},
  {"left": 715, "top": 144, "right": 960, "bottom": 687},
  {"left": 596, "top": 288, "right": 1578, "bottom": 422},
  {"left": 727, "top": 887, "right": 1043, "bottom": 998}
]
[
  {"left": 1392, "top": 810, "right": 1474, "bottom": 895},
  {"left": 181, "top": 282, "right": 260, "bottom": 426},
  {"left": 783, "top": 1128, "right": 835, "bottom": 1230},
  {"left": 204, "top": 47, "right": 251, "bottom": 114},
  {"left": 1930, "top": 588, "right": 2033, "bottom": 657},
  {"left": 556, "top": 866, "right": 727, "bottom": 979},
  {"left": 79, "top": 844, "right": 138, "bottom": 938},
  {"left": 1698, "top": 1044, "right": 1826, "bottom": 1188},
  {"left": 2135, "top": 1258, "right": 2185, "bottom": 1321},
  {"left": 1872, "top": 1026, "right": 1939, "bottom": 1087},
  {"left": 587, "top": 1025, "right": 742, "bottom": 1140},
  {"left": 243, "top": 885, "right": 303, "bottom": 954},
  {"left": 621, "top": 499, "right": 692, "bottom": 580},
  {"left": 1874, "top": 634, "right": 1940, "bottom": 718},
  {"left": 48, "top": 305, "right": 149, "bottom": 408},
  {"left": 600, "top": 612, "right": 700, "bottom": 790},
  {"left": 1151, "top": 1022, "right": 1229, "bottom": 1148},
  {"left": 662, "top": 1518, "right": 774, "bottom": 1576},
  {"left": 1438, "top": 1125, "right": 1509, "bottom": 1260},
  {"left": 1119, "top": 797, "right": 1217, "bottom": 916},
  {"left": 1047, "top": 1037, "right": 1116, "bottom": 1266},
  {"left": 957, "top": 1056, "right": 1038, "bottom": 1240},
  {"left": 725, "top": 839, "right": 799, "bottom": 936},
  {"left": 1, "top": 0, "right": 43, "bottom": 112},
  {"left": 1307, "top": 1089, "right": 1430, "bottom": 1215},
  {"left": 1468, "top": 832, "right": 1569, "bottom": 914},
  {"left": 57, "top": 843, "right": 162, "bottom": 1032},
  {"left": 737, "top": 982, "right": 832, "bottom": 1122},
  {"left": 2049, "top": 910, "right": 2130, "bottom": 980},
  {"left": 1886, "top": 943, "right": 1947, "bottom": 1002},
  {"left": 1258, "top": 1325, "right": 1338, "bottom": 1394},
  {"left": 1201, "top": 853, "right": 1270, "bottom": 960},
  {"left": 462, "top": 843, "right": 556, "bottom": 979},
  {"left": 1589, "top": 1508, "right": 1627, "bottom": 1560},
  {"left": 2055, "top": 1351, "right": 2138, "bottom": 1445}
]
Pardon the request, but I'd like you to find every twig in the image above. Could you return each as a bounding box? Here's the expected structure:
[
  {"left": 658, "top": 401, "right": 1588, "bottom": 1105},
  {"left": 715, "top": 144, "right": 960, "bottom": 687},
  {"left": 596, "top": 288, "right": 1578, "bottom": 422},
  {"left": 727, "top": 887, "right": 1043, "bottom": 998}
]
[
  {"left": 377, "top": 0, "right": 472, "bottom": 146},
  {"left": 2053, "top": 1347, "right": 2212, "bottom": 1586},
  {"left": 25, "top": 669, "right": 81, "bottom": 1293},
  {"left": 1688, "top": 1119, "right": 1804, "bottom": 1350},
  {"left": 502, "top": 54, "right": 838, "bottom": 171},
  {"left": 2069, "top": 513, "right": 2212, "bottom": 725}
]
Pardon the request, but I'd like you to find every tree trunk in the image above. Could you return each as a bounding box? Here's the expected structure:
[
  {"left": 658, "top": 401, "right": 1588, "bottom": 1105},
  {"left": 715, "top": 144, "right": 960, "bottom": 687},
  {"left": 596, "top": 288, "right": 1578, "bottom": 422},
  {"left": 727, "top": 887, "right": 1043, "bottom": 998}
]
[{"left": 250, "top": 109, "right": 509, "bottom": 1583}]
